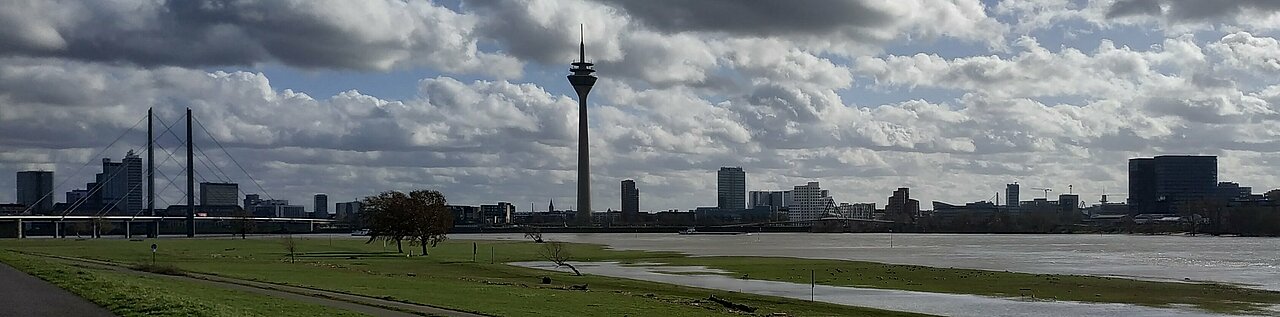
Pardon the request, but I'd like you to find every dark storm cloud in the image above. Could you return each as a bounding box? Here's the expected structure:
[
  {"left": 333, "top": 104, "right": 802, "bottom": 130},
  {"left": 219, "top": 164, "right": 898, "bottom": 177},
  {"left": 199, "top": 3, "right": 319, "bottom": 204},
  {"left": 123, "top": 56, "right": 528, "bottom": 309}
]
[
  {"left": 1104, "top": 0, "right": 1280, "bottom": 23},
  {"left": 588, "top": 0, "right": 893, "bottom": 36},
  {"left": 1164, "top": 0, "right": 1280, "bottom": 22},
  {"left": 1104, "top": 0, "right": 1162, "bottom": 19},
  {"left": 0, "top": 0, "right": 514, "bottom": 74}
]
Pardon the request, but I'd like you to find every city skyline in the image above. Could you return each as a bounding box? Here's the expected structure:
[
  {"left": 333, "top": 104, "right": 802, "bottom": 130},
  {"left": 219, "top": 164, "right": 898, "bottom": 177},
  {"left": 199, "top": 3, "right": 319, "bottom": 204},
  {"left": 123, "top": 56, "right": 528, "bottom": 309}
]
[
  {"left": 3, "top": 1, "right": 1280, "bottom": 212},
  {"left": 4, "top": 150, "right": 1262, "bottom": 216}
]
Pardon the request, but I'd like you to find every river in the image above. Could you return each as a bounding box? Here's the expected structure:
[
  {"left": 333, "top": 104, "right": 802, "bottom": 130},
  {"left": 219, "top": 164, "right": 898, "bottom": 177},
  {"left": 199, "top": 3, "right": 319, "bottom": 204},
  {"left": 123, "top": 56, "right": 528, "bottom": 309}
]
[{"left": 457, "top": 233, "right": 1280, "bottom": 291}]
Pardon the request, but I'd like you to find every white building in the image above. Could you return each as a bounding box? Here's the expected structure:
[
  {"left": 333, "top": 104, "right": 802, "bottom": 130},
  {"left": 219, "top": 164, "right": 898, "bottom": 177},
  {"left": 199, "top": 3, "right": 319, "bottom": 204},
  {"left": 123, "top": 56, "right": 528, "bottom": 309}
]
[{"left": 789, "top": 182, "right": 831, "bottom": 221}]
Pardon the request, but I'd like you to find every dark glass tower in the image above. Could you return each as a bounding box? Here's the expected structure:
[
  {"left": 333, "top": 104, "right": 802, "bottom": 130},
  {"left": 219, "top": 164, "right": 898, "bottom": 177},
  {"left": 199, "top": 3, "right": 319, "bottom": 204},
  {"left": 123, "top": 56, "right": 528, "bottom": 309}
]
[
  {"left": 1128, "top": 158, "right": 1156, "bottom": 214},
  {"left": 621, "top": 179, "right": 638, "bottom": 223},
  {"left": 567, "top": 29, "right": 596, "bottom": 226},
  {"left": 1129, "top": 155, "right": 1217, "bottom": 214}
]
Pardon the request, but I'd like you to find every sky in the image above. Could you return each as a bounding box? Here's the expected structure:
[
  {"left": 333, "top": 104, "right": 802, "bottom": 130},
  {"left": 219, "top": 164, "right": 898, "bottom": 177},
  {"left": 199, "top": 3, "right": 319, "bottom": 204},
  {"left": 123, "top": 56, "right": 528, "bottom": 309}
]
[{"left": 2, "top": 0, "right": 1280, "bottom": 213}]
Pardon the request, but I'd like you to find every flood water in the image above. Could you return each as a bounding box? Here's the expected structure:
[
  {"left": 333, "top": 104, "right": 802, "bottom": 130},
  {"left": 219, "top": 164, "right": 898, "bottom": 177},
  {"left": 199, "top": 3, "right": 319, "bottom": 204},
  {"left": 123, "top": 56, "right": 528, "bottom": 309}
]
[
  {"left": 512, "top": 261, "right": 1245, "bottom": 317},
  {"left": 459, "top": 233, "right": 1280, "bottom": 291}
]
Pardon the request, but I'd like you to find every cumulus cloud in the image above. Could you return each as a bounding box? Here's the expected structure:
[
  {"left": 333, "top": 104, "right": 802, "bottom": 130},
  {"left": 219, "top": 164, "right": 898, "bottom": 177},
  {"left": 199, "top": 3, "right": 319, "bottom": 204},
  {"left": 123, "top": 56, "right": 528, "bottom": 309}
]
[{"left": 3, "top": 0, "right": 1280, "bottom": 211}]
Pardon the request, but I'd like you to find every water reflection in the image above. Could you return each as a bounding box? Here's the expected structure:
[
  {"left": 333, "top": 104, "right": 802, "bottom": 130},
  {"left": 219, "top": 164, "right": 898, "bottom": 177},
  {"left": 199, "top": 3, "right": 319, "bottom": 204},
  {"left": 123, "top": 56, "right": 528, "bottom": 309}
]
[
  {"left": 461, "top": 233, "right": 1280, "bottom": 291},
  {"left": 512, "top": 261, "right": 1242, "bottom": 317}
]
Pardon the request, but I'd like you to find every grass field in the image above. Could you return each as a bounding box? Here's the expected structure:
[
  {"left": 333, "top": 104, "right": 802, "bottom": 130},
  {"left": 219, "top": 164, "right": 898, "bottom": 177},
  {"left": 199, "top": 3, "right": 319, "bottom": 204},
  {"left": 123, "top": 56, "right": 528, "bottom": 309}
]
[
  {"left": 0, "top": 251, "right": 370, "bottom": 317},
  {"left": 3, "top": 236, "right": 1277, "bottom": 315},
  {"left": 0, "top": 237, "right": 927, "bottom": 317}
]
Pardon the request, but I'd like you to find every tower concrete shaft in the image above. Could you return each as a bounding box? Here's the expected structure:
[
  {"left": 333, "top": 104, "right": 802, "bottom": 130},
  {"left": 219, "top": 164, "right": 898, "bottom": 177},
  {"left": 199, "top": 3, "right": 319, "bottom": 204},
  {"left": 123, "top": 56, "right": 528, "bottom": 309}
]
[{"left": 568, "top": 30, "right": 596, "bottom": 226}]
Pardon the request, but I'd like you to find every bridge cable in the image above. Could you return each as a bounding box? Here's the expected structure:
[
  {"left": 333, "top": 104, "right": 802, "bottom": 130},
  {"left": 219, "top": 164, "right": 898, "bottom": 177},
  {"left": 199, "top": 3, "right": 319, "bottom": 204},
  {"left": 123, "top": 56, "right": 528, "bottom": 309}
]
[{"left": 22, "top": 115, "right": 146, "bottom": 215}]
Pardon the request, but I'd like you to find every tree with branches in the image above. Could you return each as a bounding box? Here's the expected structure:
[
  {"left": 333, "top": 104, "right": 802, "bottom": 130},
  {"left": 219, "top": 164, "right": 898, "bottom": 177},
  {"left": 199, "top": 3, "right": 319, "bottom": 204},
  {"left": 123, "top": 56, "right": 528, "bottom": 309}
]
[
  {"left": 539, "top": 241, "right": 581, "bottom": 276},
  {"left": 361, "top": 190, "right": 454, "bottom": 255}
]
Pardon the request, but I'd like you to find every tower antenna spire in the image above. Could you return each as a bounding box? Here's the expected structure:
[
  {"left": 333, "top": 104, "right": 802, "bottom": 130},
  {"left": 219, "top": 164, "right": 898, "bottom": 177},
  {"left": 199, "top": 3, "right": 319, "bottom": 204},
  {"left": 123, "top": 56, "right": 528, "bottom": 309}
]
[{"left": 579, "top": 24, "right": 585, "bottom": 63}]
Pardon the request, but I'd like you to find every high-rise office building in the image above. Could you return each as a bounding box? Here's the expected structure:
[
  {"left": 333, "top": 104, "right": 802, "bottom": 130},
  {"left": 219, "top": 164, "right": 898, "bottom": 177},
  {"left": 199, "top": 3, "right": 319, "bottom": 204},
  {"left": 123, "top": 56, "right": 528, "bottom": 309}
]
[
  {"left": 749, "top": 190, "right": 792, "bottom": 211},
  {"left": 1129, "top": 155, "right": 1217, "bottom": 214},
  {"left": 16, "top": 171, "right": 53, "bottom": 213},
  {"left": 314, "top": 193, "right": 328, "bottom": 216},
  {"left": 1005, "top": 183, "right": 1020, "bottom": 208},
  {"left": 90, "top": 151, "right": 143, "bottom": 215},
  {"left": 789, "top": 182, "right": 830, "bottom": 221},
  {"left": 199, "top": 182, "right": 239, "bottom": 206},
  {"left": 620, "top": 179, "right": 639, "bottom": 222},
  {"left": 717, "top": 167, "right": 746, "bottom": 211},
  {"left": 122, "top": 152, "right": 142, "bottom": 214},
  {"left": 1128, "top": 158, "right": 1156, "bottom": 214}
]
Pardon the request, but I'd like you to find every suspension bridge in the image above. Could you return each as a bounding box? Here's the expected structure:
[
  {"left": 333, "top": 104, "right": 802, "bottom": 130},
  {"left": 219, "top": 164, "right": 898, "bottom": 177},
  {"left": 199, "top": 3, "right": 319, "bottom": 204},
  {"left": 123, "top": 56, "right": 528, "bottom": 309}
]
[{"left": 3, "top": 108, "right": 334, "bottom": 238}]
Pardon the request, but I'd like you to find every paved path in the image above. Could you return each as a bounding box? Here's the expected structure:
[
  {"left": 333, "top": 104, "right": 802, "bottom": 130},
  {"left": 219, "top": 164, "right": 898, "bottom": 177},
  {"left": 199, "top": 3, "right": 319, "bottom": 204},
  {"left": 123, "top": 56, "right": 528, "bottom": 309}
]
[
  {"left": 0, "top": 262, "right": 117, "bottom": 317},
  {"left": 27, "top": 252, "right": 488, "bottom": 317}
]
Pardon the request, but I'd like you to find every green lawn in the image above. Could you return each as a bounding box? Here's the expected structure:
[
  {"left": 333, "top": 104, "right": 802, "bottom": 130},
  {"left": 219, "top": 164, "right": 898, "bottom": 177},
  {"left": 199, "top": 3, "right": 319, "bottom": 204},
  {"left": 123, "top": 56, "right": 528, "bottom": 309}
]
[
  {"left": 0, "top": 238, "right": 926, "bottom": 317},
  {"left": 0, "top": 251, "right": 370, "bottom": 317}
]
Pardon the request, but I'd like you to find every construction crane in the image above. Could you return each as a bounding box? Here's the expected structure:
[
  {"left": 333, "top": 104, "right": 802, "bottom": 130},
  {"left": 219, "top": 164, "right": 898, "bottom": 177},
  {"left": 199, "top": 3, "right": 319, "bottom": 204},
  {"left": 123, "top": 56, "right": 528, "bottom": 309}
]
[{"left": 1030, "top": 187, "right": 1052, "bottom": 199}]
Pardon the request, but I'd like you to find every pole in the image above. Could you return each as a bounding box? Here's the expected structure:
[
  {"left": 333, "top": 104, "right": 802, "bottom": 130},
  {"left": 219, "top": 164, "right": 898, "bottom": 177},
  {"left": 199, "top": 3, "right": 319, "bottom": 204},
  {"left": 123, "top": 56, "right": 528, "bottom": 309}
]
[
  {"left": 810, "top": 269, "right": 815, "bottom": 301},
  {"left": 16, "top": 220, "right": 22, "bottom": 239},
  {"left": 148, "top": 108, "right": 157, "bottom": 238},
  {"left": 472, "top": 242, "right": 477, "bottom": 262},
  {"left": 186, "top": 108, "right": 195, "bottom": 237}
]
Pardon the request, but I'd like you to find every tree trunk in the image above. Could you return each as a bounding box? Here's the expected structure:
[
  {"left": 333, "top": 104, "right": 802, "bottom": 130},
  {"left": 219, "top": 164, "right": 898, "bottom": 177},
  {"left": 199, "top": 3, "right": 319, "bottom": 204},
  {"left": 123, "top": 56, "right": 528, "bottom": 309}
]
[
  {"left": 420, "top": 240, "right": 428, "bottom": 256},
  {"left": 562, "top": 262, "right": 582, "bottom": 276},
  {"left": 396, "top": 239, "right": 403, "bottom": 253}
]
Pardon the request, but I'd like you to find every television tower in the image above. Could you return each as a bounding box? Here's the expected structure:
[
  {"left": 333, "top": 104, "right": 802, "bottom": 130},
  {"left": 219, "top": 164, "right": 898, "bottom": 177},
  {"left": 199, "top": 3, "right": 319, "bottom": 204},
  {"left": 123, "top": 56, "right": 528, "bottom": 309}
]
[{"left": 567, "top": 25, "right": 597, "bottom": 226}]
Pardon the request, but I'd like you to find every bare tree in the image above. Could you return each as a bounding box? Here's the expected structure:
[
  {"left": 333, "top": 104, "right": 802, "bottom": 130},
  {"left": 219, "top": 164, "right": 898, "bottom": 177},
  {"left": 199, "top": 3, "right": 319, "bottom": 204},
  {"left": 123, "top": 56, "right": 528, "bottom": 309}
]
[
  {"left": 539, "top": 242, "right": 581, "bottom": 276},
  {"left": 282, "top": 234, "right": 297, "bottom": 263}
]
